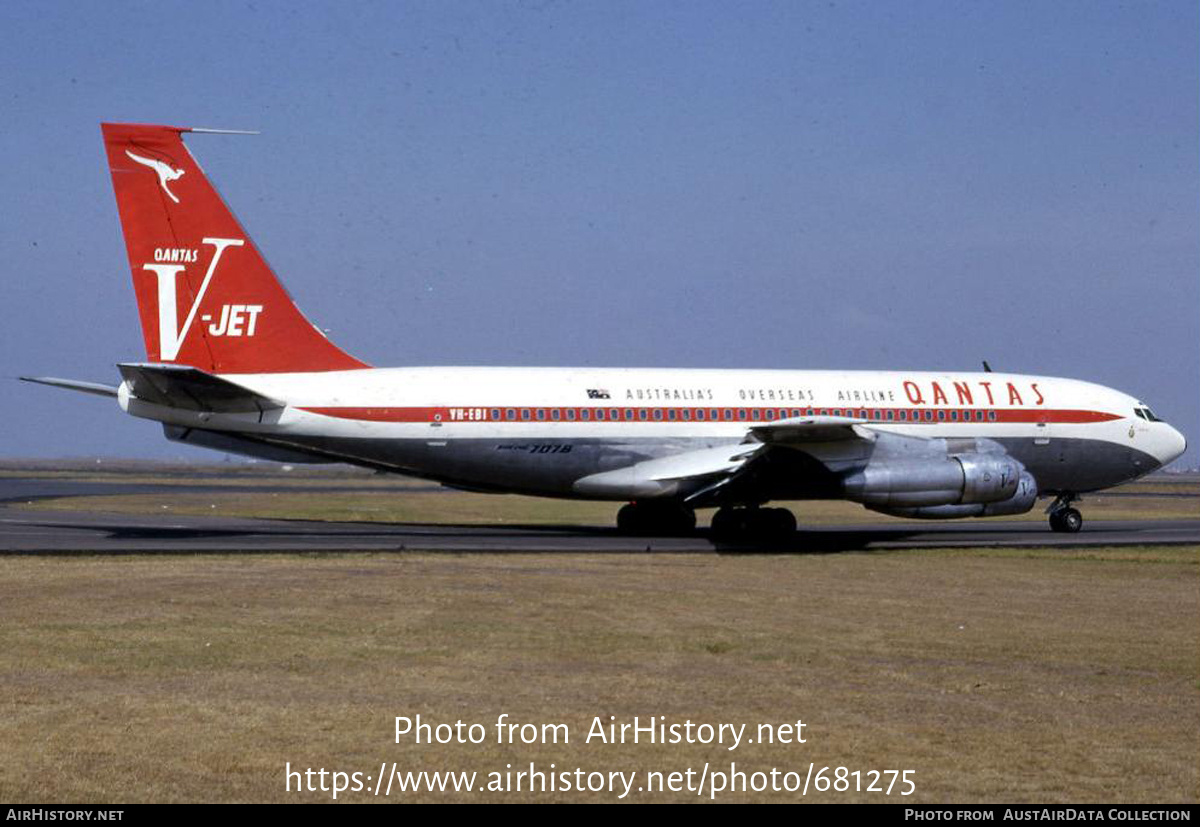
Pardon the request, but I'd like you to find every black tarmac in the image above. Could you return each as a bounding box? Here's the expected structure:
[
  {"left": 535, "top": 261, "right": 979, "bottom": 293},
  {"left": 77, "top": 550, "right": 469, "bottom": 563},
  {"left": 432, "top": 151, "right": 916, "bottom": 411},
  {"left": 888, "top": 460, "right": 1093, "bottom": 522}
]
[{"left": 1, "top": 475, "right": 1197, "bottom": 554}]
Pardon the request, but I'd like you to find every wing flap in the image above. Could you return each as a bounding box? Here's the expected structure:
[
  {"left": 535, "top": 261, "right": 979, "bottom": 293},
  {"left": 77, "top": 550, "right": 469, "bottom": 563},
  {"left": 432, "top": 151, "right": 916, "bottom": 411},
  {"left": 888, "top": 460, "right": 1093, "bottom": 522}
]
[{"left": 573, "top": 443, "right": 763, "bottom": 498}]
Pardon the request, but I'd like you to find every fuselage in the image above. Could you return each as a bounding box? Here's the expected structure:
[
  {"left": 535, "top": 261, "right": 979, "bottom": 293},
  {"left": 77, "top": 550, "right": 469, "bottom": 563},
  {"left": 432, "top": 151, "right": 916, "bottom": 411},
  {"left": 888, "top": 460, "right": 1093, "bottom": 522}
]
[{"left": 122, "top": 366, "right": 1186, "bottom": 502}]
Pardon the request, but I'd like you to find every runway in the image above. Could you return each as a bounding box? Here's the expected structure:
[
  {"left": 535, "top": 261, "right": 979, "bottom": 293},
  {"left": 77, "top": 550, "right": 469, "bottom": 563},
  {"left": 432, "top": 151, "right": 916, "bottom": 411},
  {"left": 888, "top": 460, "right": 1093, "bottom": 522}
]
[{"left": 1, "top": 474, "right": 1197, "bottom": 553}]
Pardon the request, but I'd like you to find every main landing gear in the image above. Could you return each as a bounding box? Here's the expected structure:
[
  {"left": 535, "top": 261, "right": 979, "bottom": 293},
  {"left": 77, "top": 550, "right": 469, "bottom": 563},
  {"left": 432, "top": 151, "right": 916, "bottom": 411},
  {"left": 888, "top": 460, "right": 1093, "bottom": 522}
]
[
  {"left": 1047, "top": 493, "right": 1083, "bottom": 533},
  {"left": 616, "top": 501, "right": 697, "bottom": 536},
  {"left": 614, "top": 502, "right": 799, "bottom": 543},
  {"left": 710, "top": 506, "right": 797, "bottom": 544}
]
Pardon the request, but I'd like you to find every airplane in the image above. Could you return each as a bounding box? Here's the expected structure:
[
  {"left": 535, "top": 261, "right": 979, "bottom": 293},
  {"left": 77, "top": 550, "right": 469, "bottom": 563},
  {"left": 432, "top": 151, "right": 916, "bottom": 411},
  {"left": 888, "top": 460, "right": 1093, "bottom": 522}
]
[{"left": 22, "top": 122, "right": 1187, "bottom": 541}]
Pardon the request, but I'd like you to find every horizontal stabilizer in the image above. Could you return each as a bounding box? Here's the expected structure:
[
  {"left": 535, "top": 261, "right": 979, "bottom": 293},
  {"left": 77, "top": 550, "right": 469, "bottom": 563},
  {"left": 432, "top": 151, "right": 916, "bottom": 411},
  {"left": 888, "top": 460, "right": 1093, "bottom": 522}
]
[
  {"left": 118, "top": 363, "right": 282, "bottom": 414},
  {"left": 19, "top": 376, "right": 119, "bottom": 398}
]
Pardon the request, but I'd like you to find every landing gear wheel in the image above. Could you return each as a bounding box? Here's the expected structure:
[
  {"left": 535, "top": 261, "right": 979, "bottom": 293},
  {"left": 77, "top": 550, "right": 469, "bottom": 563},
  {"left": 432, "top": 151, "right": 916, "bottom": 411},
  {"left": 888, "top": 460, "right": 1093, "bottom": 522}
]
[
  {"left": 1049, "top": 507, "right": 1083, "bottom": 533},
  {"left": 667, "top": 505, "right": 697, "bottom": 535},
  {"left": 710, "top": 507, "right": 745, "bottom": 541},
  {"left": 710, "top": 507, "right": 796, "bottom": 544},
  {"left": 617, "top": 503, "right": 642, "bottom": 534},
  {"left": 616, "top": 502, "right": 696, "bottom": 536},
  {"left": 755, "top": 507, "right": 797, "bottom": 542}
]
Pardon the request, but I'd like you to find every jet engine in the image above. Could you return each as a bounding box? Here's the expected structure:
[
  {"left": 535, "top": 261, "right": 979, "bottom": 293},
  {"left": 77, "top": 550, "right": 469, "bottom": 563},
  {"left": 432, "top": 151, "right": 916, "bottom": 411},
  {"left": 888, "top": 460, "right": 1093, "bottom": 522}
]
[
  {"left": 866, "top": 471, "right": 1038, "bottom": 519},
  {"left": 842, "top": 454, "right": 1024, "bottom": 508}
]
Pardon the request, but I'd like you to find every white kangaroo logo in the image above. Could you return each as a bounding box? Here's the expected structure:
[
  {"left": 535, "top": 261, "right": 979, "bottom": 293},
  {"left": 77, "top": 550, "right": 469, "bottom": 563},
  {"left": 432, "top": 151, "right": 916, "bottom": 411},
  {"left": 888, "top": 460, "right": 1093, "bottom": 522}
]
[
  {"left": 126, "top": 150, "right": 185, "bottom": 203},
  {"left": 142, "top": 238, "right": 244, "bottom": 360}
]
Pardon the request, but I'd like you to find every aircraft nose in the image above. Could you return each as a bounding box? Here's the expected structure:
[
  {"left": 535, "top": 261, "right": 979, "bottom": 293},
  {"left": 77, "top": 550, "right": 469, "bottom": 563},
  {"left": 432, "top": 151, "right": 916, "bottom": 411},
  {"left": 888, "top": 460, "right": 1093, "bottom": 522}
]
[{"left": 1154, "top": 424, "right": 1187, "bottom": 468}]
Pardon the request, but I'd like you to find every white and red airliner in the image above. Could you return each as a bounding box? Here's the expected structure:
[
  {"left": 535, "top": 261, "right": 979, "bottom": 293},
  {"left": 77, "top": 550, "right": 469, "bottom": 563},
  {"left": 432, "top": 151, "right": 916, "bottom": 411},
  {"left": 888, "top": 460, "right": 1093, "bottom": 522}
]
[{"left": 23, "top": 122, "right": 1187, "bottom": 539}]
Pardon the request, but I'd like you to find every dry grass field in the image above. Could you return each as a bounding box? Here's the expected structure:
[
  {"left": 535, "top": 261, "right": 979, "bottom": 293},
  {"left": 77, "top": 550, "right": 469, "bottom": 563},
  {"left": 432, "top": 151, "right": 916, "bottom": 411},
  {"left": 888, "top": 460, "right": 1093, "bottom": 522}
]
[
  {"left": 1, "top": 465, "right": 1197, "bottom": 803},
  {"left": 1, "top": 547, "right": 1197, "bottom": 803}
]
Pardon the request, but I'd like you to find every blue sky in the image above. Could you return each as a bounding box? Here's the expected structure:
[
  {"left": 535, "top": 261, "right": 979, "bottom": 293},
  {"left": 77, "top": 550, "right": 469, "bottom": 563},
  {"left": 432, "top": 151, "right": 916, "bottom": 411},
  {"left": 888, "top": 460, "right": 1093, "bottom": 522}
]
[{"left": 2, "top": 1, "right": 1197, "bottom": 466}]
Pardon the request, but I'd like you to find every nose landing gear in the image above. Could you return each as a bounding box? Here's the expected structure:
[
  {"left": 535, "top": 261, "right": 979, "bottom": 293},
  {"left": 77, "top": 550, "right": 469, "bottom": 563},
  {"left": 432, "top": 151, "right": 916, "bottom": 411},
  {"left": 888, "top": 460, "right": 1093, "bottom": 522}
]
[{"left": 1047, "top": 494, "right": 1083, "bottom": 533}]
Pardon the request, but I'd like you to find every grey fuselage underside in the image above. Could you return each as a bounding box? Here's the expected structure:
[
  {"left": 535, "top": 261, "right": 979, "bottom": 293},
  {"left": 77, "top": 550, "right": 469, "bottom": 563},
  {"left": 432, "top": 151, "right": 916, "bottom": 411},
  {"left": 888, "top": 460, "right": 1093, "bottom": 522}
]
[{"left": 202, "top": 430, "right": 1161, "bottom": 503}]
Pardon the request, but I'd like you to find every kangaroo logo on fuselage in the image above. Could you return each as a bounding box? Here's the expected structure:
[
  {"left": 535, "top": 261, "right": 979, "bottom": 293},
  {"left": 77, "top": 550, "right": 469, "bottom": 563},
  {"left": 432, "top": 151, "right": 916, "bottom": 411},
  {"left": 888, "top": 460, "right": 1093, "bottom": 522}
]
[
  {"left": 141, "top": 237, "right": 260, "bottom": 361},
  {"left": 125, "top": 150, "right": 185, "bottom": 204}
]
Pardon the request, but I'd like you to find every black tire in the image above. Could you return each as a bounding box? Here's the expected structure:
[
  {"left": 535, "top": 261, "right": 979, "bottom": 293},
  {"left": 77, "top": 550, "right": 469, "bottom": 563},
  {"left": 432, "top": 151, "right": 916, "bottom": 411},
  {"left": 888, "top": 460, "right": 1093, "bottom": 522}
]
[
  {"left": 671, "top": 506, "right": 698, "bottom": 534},
  {"left": 618, "top": 502, "right": 696, "bottom": 536},
  {"left": 710, "top": 508, "right": 743, "bottom": 541},
  {"left": 768, "top": 507, "right": 797, "bottom": 538},
  {"left": 712, "top": 507, "right": 796, "bottom": 544},
  {"left": 751, "top": 508, "right": 796, "bottom": 543},
  {"left": 1049, "top": 508, "right": 1083, "bottom": 533},
  {"left": 1060, "top": 508, "right": 1083, "bottom": 533},
  {"left": 616, "top": 503, "right": 643, "bottom": 534}
]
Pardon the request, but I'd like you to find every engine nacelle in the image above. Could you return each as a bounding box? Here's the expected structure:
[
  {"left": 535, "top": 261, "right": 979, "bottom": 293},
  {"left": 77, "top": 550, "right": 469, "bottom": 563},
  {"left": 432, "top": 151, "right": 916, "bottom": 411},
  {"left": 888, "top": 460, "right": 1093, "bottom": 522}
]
[
  {"left": 867, "top": 471, "right": 1038, "bottom": 519},
  {"left": 842, "top": 454, "right": 1022, "bottom": 508}
]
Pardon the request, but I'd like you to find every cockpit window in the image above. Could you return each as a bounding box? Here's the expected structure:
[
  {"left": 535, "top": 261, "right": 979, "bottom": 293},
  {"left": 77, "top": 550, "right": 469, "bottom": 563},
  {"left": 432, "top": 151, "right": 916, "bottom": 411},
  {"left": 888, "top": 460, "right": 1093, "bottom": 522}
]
[
  {"left": 1134, "top": 407, "right": 1163, "bottom": 422},
  {"left": 1134, "top": 409, "right": 1146, "bottom": 420}
]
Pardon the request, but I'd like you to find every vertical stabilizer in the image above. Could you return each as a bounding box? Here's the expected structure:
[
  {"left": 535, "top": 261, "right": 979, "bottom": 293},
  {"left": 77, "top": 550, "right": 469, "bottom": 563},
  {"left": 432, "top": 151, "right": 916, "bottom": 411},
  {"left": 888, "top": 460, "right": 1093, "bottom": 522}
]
[{"left": 101, "top": 122, "right": 368, "bottom": 373}]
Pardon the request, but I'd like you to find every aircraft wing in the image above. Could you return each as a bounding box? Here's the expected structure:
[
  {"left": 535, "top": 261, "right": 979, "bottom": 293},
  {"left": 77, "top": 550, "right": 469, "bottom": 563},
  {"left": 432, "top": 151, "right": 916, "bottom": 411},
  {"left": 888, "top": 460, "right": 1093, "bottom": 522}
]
[
  {"left": 748, "top": 414, "right": 878, "bottom": 445},
  {"left": 572, "top": 416, "right": 898, "bottom": 500}
]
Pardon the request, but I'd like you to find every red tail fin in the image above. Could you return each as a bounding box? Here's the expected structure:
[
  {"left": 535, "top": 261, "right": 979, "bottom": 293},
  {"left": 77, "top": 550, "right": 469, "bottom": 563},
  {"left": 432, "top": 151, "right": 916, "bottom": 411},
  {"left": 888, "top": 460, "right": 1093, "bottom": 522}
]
[{"left": 101, "top": 122, "right": 368, "bottom": 373}]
